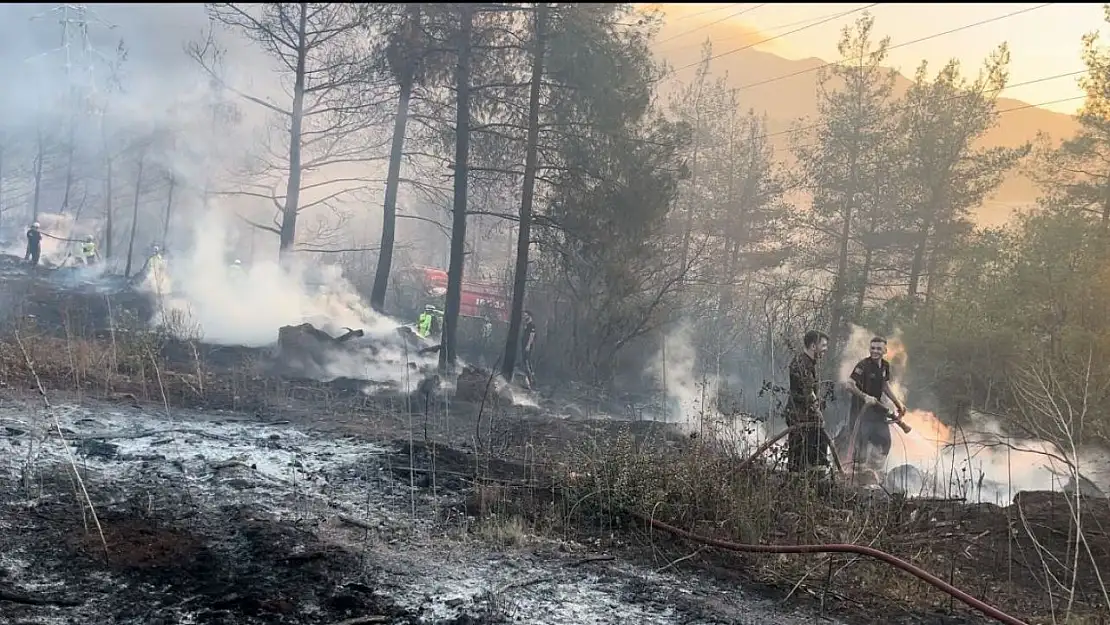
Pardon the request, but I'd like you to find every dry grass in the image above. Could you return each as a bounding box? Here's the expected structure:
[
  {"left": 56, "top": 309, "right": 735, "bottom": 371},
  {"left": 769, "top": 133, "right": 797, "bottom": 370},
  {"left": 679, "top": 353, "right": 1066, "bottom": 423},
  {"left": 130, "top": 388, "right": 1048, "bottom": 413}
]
[
  {"left": 4, "top": 295, "right": 1106, "bottom": 624},
  {"left": 468, "top": 420, "right": 1110, "bottom": 625},
  {"left": 0, "top": 303, "right": 320, "bottom": 418}
]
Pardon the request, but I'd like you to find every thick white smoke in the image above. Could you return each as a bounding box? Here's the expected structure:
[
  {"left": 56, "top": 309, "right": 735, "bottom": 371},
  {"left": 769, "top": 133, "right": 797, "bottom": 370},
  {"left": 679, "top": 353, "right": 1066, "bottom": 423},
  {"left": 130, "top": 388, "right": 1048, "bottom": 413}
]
[
  {"left": 839, "top": 324, "right": 1110, "bottom": 503},
  {"left": 647, "top": 323, "right": 765, "bottom": 449},
  {"left": 138, "top": 206, "right": 437, "bottom": 391}
]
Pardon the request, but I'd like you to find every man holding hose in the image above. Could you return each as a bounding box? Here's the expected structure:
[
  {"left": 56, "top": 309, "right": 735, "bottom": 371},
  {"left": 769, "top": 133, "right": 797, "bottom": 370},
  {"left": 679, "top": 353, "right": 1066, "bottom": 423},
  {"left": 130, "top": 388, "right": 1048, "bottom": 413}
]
[
  {"left": 842, "top": 336, "right": 907, "bottom": 473},
  {"left": 785, "top": 329, "right": 829, "bottom": 472}
]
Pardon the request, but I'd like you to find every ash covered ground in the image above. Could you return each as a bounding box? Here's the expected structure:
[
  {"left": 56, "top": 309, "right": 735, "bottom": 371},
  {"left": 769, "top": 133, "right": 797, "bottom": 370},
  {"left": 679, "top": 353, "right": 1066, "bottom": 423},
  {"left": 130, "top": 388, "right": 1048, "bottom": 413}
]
[
  {"left": 0, "top": 399, "right": 840, "bottom": 625},
  {"left": 0, "top": 253, "right": 1105, "bottom": 625}
]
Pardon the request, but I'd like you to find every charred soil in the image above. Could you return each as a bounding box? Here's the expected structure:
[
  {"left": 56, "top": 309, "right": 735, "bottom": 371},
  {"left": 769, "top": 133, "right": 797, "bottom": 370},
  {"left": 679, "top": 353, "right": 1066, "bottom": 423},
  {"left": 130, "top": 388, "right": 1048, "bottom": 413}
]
[
  {"left": 2, "top": 492, "right": 413, "bottom": 625},
  {"left": 0, "top": 279, "right": 1106, "bottom": 624}
]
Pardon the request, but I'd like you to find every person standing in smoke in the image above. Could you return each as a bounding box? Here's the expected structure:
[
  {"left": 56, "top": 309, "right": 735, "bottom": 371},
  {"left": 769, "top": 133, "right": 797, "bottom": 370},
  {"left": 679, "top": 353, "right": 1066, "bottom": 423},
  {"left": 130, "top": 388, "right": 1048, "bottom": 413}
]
[
  {"left": 417, "top": 304, "right": 437, "bottom": 339},
  {"left": 24, "top": 222, "right": 42, "bottom": 267},
  {"left": 520, "top": 310, "right": 537, "bottom": 390},
  {"left": 81, "top": 234, "right": 99, "bottom": 265},
  {"left": 784, "top": 329, "right": 829, "bottom": 472},
  {"left": 840, "top": 336, "right": 907, "bottom": 474}
]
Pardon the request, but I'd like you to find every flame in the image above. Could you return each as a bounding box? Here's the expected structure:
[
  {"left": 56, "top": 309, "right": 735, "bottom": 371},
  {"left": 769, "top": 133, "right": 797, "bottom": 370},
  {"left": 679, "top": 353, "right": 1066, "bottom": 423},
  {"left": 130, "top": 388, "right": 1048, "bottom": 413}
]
[
  {"left": 900, "top": 409, "right": 951, "bottom": 442},
  {"left": 839, "top": 324, "right": 1108, "bottom": 502},
  {"left": 884, "top": 336, "right": 909, "bottom": 368}
]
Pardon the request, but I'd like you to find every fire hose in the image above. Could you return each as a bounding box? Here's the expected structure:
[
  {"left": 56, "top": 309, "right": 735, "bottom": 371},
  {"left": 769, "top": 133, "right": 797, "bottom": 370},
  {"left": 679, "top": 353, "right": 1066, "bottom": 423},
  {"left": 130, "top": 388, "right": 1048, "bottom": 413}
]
[{"left": 650, "top": 424, "right": 1030, "bottom": 625}]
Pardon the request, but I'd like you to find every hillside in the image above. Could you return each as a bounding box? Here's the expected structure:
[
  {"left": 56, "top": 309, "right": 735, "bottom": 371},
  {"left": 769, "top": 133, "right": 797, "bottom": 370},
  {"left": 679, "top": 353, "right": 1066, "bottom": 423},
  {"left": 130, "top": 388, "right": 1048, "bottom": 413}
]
[{"left": 651, "top": 22, "right": 1081, "bottom": 227}]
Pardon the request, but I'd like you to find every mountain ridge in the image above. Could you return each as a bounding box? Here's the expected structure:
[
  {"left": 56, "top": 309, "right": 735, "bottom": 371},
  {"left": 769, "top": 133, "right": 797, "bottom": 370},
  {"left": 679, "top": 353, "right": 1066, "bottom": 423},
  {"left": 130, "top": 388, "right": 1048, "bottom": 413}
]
[{"left": 651, "top": 28, "right": 1081, "bottom": 226}]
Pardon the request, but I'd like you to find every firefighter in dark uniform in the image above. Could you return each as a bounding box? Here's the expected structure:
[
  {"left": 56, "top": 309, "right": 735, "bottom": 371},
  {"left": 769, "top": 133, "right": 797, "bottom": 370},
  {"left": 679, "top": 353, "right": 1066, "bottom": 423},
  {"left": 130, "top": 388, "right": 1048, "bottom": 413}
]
[
  {"left": 520, "top": 310, "right": 537, "bottom": 389},
  {"left": 841, "top": 336, "right": 907, "bottom": 473},
  {"left": 785, "top": 329, "right": 829, "bottom": 472}
]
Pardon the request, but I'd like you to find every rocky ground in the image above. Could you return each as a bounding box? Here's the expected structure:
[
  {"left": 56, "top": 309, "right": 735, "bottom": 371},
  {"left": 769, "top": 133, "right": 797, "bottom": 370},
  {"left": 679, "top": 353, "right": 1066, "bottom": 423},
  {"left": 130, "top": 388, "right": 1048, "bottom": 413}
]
[{"left": 0, "top": 397, "right": 847, "bottom": 625}]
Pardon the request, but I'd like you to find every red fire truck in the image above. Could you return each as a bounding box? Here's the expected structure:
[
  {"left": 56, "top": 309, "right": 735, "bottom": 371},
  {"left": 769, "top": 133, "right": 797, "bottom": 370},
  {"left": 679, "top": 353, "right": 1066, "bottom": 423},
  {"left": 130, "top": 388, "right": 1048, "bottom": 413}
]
[{"left": 419, "top": 267, "right": 510, "bottom": 322}]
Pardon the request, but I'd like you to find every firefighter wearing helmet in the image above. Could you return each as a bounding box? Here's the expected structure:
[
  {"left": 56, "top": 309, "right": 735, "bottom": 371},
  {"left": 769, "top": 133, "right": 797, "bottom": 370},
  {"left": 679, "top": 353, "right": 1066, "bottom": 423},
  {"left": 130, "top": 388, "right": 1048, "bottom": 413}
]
[
  {"left": 25, "top": 222, "right": 43, "bottom": 266},
  {"left": 417, "top": 304, "right": 441, "bottom": 339},
  {"left": 81, "top": 234, "right": 99, "bottom": 266}
]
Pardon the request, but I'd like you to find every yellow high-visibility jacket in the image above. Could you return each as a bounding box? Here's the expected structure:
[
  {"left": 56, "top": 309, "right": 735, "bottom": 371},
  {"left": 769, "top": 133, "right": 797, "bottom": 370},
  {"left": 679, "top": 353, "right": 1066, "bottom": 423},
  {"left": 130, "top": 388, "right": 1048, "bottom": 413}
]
[{"left": 417, "top": 312, "right": 434, "bottom": 338}]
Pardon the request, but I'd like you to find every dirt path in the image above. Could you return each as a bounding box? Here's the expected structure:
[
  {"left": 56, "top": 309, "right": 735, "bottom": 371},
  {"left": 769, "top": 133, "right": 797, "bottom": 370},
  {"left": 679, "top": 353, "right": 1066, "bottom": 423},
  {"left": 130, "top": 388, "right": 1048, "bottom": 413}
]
[{"left": 0, "top": 398, "right": 845, "bottom": 625}]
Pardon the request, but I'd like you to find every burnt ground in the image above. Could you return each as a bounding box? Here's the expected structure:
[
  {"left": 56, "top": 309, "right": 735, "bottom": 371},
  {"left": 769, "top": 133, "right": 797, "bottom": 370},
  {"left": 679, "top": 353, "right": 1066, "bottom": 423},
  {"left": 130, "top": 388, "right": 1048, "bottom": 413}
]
[
  {"left": 3, "top": 388, "right": 1106, "bottom": 625},
  {"left": 0, "top": 266, "right": 1106, "bottom": 624},
  {"left": 0, "top": 398, "right": 850, "bottom": 625}
]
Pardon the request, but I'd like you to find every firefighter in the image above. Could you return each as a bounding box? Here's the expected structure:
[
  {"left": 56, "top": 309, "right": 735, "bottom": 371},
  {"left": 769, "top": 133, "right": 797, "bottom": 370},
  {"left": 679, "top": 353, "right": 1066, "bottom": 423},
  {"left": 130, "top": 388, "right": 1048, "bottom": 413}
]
[
  {"left": 149, "top": 245, "right": 164, "bottom": 267},
  {"left": 25, "top": 222, "right": 42, "bottom": 267},
  {"left": 841, "top": 336, "right": 907, "bottom": 474},
  {"left": 81, "top": 234, "right": 99, "bottom": 265},
  {"left": 784, "top": 329, "right": 829, "bottom": 473},
  {"left": 141, "top": 245, "right": 167, "bottom": 287},
  {"left": 417, "top": 304, "right": 437, "bottom": 339},
  {"left": 520, "top": 310, "right": 537, "bottom": 389}
]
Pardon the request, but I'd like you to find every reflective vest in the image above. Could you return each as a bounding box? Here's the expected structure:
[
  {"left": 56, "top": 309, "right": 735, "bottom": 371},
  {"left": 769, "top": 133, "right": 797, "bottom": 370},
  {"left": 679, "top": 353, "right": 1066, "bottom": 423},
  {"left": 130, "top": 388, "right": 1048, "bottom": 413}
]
[
  {"left": 81, "top": 242, "right": 96, "bottom": 257},
  {"left": 417, "top": 312, "right": 433, "bottom": 338}
]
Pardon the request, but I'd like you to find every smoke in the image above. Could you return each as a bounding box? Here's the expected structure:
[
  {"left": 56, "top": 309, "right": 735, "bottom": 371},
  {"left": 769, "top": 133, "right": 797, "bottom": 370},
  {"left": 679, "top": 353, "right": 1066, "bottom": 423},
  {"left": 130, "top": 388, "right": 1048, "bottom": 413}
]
[
  {"left": 1, "top": 212, "right": 104, "bottom": 269},
  {"left": 647, "top": 323, "right": 765, "bottom": 448},
  {"left": 839, "top": 324, "right": 1110, "bottom": 503},
  {"left": 137, "top": 206, "right": 439, "bottom": 391}
]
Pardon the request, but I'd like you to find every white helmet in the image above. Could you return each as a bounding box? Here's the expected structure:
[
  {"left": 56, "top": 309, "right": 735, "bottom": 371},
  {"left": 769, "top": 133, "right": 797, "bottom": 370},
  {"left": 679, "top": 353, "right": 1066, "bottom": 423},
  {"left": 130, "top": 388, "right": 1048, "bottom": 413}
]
[
  {"left": 233, "top": 259, "right": 242, "bottom": 265},
  {"left": 86, "top": 234, "right": 94, "bottom": 242},
  {"left": 31, "top": 222, "right": 40, "bottom": 229},
  {"left": 152, "top": 245, "right": 160, "bottom": 253}
]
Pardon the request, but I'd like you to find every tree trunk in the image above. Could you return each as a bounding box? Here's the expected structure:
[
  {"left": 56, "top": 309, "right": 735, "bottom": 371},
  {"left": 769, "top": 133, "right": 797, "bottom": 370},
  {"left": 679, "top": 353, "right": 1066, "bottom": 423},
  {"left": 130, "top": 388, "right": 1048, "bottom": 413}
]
[
  {"left": 923, "top": 246, "right": 942, "bottom": 309},
  {"left": 679, "top": 114, "right": 701, "bottom": 279},
  {"left": 1100, "top": 176, "right": 1110, "bottom": 240},
  {"left": 105, "top": 155, "right": 114, "bottom": 258},
  {"left": 162, "top": 174, "right": 176, "bottom": 246},
  {"left": 501, "top": 2, "right": 548, "bottom": 382},
  {"left": 855, "top": 244, "right": 872, "bottom": 321},
  {"left": 370, "top": 4, "right": 421, "bottom": 313},
  {"left": 906, "top": 221, "right": 931, "bottom": 305},
  {"left": 202, "top": 105, "right": 220, "bottom": 212},
  {"left": 278, "top": 3, "right": 309, "bottom": 260},
  {"left": 124, "top": 153, "right": 145, "bottom": 277},
  {"left": 827, "top": 189, "right": 855, "bottom": 348},
  {"left": 61, "top": 120, "right": 76, "bottom": 213},
  {"left": 438, "top": 4, "right": 475, "bottom": 373},
  {"left": 0, "top": 141, "right": 5, "bottom": 232},
  {"left": 32, "top": 127, "right": 44, "bottom": 222}
]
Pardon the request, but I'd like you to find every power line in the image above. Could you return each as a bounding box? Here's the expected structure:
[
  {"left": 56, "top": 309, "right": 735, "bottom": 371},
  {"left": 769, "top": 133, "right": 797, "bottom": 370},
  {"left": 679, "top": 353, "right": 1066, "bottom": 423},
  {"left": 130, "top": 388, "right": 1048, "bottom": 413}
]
[
  {"left": 656, "top": 3, "right": 769, "bottom": 46},
  {"left": 661, "top": 3, "right": 881, "bottom": 81},
  {"left": 26, "top": 3, "right": 115, "bottom": 101},
  {"left": 664, "top": 3, "right": 746, "bottom": 24},
  {"left": 662, "top": 6, "right": 876, "bottom": 54},
  {"left": 734, "top": 3, "right": 1054, "bottom": 93}
]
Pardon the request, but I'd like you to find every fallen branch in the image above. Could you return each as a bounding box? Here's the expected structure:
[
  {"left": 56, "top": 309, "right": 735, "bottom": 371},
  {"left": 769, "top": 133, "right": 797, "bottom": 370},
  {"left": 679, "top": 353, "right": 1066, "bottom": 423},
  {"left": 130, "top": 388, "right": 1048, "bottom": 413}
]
[
  {"left": 734, "top": 424, "right": 843, "bottom": 475},
  {"left": 211, "top": 460, "right": 252, "bottom": 471},
  {"left": 338, "top": 514, "right": 377, "bottom": 531},
  {"left": 654, "top": 546, "right": 706, "bottom": 575},
  {"left": 0, "top": 586, "right": 83, "bottom": 607},
  {"left": 733, "top": 425, "right": 796, "bottom": 473},
  {"left": 494, "top": 574, "right": 548, "bottom": 595}
]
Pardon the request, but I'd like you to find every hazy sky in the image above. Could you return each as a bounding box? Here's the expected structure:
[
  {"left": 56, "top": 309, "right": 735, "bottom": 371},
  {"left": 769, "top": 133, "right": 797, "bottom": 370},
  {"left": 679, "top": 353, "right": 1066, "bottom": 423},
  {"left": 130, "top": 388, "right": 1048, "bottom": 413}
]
[{"left": 656, "top": 2, "right": 1102, "bottom": 114}]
